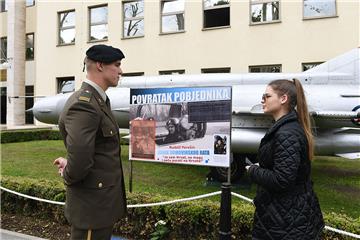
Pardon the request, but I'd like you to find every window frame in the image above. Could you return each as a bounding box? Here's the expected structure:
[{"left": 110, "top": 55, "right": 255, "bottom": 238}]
[
  {"left": 303, "top": 0, "right": 337, "bottom": 20},
  {"left": 159, "top": 69, "right": 185, "bottom": 75},
  {"left": 248, "top": 64, "right": 282, "bottom": 73},
  {"left": 57, "top": 9, "right": 76, "bottom": 46},
  {"left": 122, "top": 0, "right": 145, "bottom": 39},
  {"left": 1, "top": 0, "right": 35, "bottom": 12},
  {"left": 88, "top": 4, "right": 108, "bottom": 43},
  {"left": 57, "top": 76, "right": 75, "bottom": 94},
  {"left": 25, "top": 33, "right": 34, "bottom": 61},
  {"left": 160, "top": 0, "right": 185, "bottom": 35},
  {"left": 201, "top": 67, "right": 231, "bottom": 73},
  {"left": 202, "top": 0, "right": 231, "bottom": 30},
  {"left": 249, "top": 0, "right": 281, "bottom": 25},
  {"left": 122, "top": 72, "right": 145, "bottom": 77},
  {"left": 0, "top": 0, "right": 7, "bottom": 12},
  {"left": 302, "top": 62, "right": 323, "bottom": 72},
  {"left": 0, "top": 36, "right": 7, "bottom": 64},
  {"left": 26, "top": 0, "right": 35, "bottom": 7}
]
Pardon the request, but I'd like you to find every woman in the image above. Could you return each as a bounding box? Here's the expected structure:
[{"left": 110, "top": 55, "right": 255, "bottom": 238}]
[{"left": 246, "top": 79, "right": 324, "bottom": 239}]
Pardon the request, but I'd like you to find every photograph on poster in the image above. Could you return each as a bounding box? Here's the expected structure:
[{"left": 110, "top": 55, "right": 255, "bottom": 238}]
[
  {"left": 129, "top": 87, "right": 232, "bottom": 167},
  {"left": 131, "top": 120, "right": 156, "bottom": 160}
]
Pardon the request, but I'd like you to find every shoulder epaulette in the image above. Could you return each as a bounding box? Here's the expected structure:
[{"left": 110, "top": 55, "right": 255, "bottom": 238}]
[{"left": 78, "top": 90, "right": 92, "bottom": 102}]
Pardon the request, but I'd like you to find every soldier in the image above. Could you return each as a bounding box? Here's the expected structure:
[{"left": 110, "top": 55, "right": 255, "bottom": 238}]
[{"left": 53, "top": 44, "right": 127, "bottom": 240}]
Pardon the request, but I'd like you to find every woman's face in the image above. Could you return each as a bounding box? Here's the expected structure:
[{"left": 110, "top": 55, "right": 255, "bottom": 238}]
[{"left": 262, "top": 86, "right": 286, "bottom": 118}]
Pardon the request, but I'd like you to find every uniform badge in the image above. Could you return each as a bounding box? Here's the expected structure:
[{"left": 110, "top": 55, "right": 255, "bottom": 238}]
[{"left": 79, "top": 91, "right": 92, "bottom": 102}]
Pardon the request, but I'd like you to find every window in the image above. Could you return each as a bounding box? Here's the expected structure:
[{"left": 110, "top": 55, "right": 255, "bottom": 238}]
[
  {"left": 161, "top": 0, "right": 185, "bottom": 33},
  {"left": 250, "top": 0, "right": 280, "bottom": 24},
  {"left": 123, "top": 1, "right": 144, "bottom": 38},
  {"left": 159, "top": 69, "right": 185, "bottom": 75},
  {"left": 302, "top": 62, "right": 323, "bottom": 71},
  {"left": 0, "top": 37, "right": 7, "bottom": 64},
  {"left": 25, "top": 86, "right": 34, "bottom": 124},
  {"left": 26, "top": 33, "right": 34, "bottom": 60},
  {"left": 201, "top": 67, "right": 231, "bottom": 73},
  {"left": 1, "top": 87, "right": 6, "bottom": 124},
  {"left": 58, "top": 10, "right": 75, "bottom": 45},
  {"left": 122, "top": 72, "right": 145, "bottom": 77},
  {"left": 89, "top": 5, "right": 108, "bottom": 41},
  {"left": 26, "top": 0, "right": 35, "bottom": 7},
  {"left": 249, "top": 64, "right": 281, "bottom": 72},
  {"left": 303, "top": 0, "right": 336, "bottom": 19},
  {"left": 0, "top": 0, "right": 7, "bottom": 12},
  {"left": 57, "top": 77, "right": 75, "bottom": 93},
  {"left": 203, "top": 0, "right": 230, "bottom": 29}
]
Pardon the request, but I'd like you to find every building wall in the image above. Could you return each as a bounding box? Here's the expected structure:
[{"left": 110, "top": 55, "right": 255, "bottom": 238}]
[
  {"left": 34, "top": 0, "right": 359, "bottom": 98},
  {"left": 0, "top": 0, "right": 359, "bottom": 125}
]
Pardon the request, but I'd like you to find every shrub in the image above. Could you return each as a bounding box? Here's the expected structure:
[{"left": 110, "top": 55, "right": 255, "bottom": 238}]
[
  {"left": 1, "top": 176, "right": 359, "bottom": 239},
  {"left": 0, "top": 129, "right": 129, "bottom": 145},
  {"left": 0, "top": 130, "right": 62, "bottom": 143}
]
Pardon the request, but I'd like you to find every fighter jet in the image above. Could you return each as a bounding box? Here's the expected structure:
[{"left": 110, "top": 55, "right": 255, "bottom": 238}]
[{"left": 32, "top": 48, "right": 360, "bottom": 181}]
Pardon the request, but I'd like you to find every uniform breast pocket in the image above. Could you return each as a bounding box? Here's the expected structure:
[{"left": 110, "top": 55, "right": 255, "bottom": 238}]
[
  {"left": 100, "top": 121, "right": 119, "bottom": 151},
  {"left": 101, "top": 125, "right": 117, "bottom": 138}
]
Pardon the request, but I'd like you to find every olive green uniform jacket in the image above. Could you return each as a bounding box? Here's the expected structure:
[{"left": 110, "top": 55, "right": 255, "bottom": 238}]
[{"left": 59, "top": 82, "right": 127, "bottom": 229}]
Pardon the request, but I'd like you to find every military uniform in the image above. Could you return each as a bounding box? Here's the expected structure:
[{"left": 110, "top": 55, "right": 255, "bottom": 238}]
[{"left": 59, "top": 82, "right": 127, "bottom": 235}]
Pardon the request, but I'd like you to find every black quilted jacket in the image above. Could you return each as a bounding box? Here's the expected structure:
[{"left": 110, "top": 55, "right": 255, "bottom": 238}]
[{"left": 249, "top": 111, "right": 324, "bottom": 240}]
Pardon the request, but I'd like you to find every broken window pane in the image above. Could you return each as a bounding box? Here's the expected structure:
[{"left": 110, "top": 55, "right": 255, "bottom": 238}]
[
  {"left": 251, "top": 1, "right": 279, "bottom": 23},
  {"left": 304, "top": 0, "right": 336, "bottom": 18}
]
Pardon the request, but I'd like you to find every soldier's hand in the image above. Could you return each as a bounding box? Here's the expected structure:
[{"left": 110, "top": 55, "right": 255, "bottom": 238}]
[{"left": 53, "top": 157, "right": 67, "bottom": 177}]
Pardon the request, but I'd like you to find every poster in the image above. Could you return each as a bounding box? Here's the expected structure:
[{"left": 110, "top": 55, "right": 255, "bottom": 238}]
[{"left": 129, "top": 87, "right": 232, "bottom": 167}]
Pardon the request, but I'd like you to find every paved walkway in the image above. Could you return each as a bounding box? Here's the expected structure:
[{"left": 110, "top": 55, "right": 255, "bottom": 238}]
[
  {"left": 0, "top": 229, "right": 128, "bottom": 240},
  {"left": 0, "top": 229, "right": 47, "bottom": 240}
]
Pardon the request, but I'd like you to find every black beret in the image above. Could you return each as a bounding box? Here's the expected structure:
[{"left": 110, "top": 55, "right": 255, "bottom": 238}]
[{"left": 86, "top": 44, "right": 125, "bottom": 63}]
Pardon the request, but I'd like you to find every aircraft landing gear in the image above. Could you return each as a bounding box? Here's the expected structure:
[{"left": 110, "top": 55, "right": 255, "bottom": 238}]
[{"left": 208, "top": 154, "right": 257, "bottom": 182}]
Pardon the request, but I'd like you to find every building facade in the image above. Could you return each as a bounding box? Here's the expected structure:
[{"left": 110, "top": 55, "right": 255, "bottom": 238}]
[{"left": 0, "top": 0, "right": 359, "bottom": 126}]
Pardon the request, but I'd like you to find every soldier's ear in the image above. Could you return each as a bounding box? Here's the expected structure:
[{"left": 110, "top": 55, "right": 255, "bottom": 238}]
[{"left": 96, "top": 62, "right": 104, "bottom": 72}]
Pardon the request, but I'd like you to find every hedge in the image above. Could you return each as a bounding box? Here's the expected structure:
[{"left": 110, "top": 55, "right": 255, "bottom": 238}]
[
  {"left": 0, "top": 129, "right": 129, "bottom": 145},
  {"left": 0, "top": 129, "right": 62, "bottom": 143},
  {"left": 1, "top": 176, "right": 359, "bottom": 239}
]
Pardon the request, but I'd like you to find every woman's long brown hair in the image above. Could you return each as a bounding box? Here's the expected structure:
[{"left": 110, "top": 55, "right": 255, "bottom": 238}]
[{"left": 269, "top": 79, "right": 314, "bottom": 160}]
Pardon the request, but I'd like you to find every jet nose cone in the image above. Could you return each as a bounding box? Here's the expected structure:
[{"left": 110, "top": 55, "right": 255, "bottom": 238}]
[{"left": 32, "top": 93, "right": 71, "bottom": 124}]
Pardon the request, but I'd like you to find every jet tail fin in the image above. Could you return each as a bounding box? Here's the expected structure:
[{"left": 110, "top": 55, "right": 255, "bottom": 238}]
[{"left": 305, "top": 48, "right": 359, "bottom": 84}]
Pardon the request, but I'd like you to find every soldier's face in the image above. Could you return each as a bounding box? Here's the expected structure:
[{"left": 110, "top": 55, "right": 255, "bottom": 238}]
[{"left": 103, "top": 60, "right": 123, "bottom": 88}]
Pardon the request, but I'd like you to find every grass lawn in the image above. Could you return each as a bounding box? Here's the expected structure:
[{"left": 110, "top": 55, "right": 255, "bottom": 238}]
[{"left": 1, "top": 140, "right": 359, "bottom": 219}]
